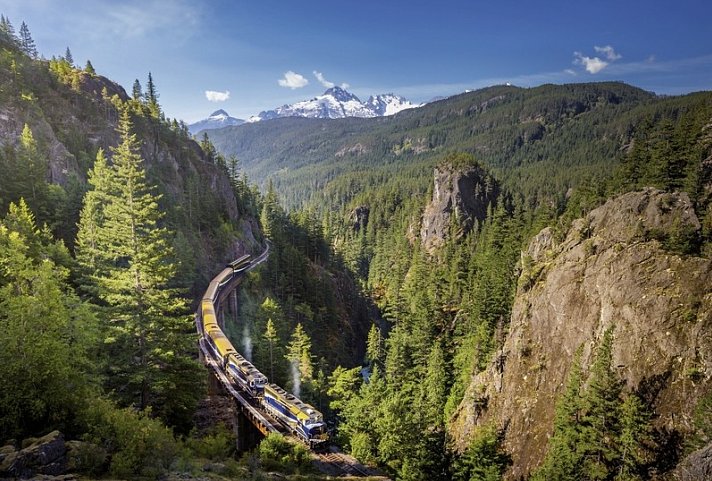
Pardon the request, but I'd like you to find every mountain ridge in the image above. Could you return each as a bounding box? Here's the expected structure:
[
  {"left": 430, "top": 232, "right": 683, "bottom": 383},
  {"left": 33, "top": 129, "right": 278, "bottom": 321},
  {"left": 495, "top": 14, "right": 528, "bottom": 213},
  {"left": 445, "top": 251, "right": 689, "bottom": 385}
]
[
  {"left": 248, "top": 86, "right": 421, "bottom": 122},
  {"left": 188, "top": 109, "right": 244, "bottom": 135}
]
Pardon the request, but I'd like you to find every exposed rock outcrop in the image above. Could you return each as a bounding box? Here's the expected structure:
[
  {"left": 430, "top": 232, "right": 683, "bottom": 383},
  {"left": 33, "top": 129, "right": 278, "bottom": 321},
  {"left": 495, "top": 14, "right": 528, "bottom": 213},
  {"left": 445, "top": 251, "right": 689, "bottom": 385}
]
[
  {"left": 420, "top": 161, "right": 499, "bottom": 252},
  {"left": 0, "top": 431, "right": 67, "bottom": 478},
  {"left": 674, "top": 442, "right": 712, "bottom": 481},
  {"left": 351, "top": 205, "right": 369, "bottom": 231},
  {"left": 450, "top": 188, "right": 712, "bottom": 480}
]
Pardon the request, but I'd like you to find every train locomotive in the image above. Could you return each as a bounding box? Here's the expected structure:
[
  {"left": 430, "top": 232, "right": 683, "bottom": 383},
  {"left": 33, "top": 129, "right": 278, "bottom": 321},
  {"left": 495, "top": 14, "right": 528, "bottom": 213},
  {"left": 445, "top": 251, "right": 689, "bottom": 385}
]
[{"left": 199, "top": 253, "right": 327, "bottom": 447}]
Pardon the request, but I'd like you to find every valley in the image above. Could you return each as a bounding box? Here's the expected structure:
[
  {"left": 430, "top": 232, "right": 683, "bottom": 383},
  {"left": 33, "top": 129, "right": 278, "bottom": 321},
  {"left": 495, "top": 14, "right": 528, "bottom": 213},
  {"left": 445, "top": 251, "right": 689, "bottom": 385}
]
[{"left": 0, "top": 5, "right": 710, "bottom": 481}]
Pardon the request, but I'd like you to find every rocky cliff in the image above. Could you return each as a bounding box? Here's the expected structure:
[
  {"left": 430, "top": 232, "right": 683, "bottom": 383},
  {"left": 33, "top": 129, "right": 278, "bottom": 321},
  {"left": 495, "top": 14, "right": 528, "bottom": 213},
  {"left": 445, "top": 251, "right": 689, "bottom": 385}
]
[
  {"left": 0, "top": 49, "right": 261, "bottom": 294},
  {"left": 450, "top": 188, "right": 712, "bottom": 479},
  {"left": 420, "top": 159, "right": 499, "bottom": 252}
]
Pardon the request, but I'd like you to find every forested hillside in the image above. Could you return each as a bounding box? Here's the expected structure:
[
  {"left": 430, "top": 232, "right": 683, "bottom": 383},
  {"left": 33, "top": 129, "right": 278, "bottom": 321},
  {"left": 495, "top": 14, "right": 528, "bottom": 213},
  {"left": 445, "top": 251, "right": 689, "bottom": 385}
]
[
  {"left": 1, "top": 13, "right": 711, "bottom": 481},
  {"left": 208, "top": 82, "right": 668, "bottom": 210},
  {"left": 209, "top": 81, "right": 712, "bottom": 480},
  {"left": 0, "top": 23, "right": 376, "bottom": 480}
]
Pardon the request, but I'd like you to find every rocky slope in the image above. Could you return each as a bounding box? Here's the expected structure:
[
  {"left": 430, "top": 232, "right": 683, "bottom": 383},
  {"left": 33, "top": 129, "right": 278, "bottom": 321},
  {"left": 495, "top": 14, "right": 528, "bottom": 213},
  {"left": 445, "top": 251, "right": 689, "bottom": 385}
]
[
  {"left": 450, "top": 188, "right": 712, "bottom": 479},
  {"left": 420, "top": 159, "right": 499, "bottom": 252},
  {"left": 0, "top": 46, "right": 261, "bottom": 295}
]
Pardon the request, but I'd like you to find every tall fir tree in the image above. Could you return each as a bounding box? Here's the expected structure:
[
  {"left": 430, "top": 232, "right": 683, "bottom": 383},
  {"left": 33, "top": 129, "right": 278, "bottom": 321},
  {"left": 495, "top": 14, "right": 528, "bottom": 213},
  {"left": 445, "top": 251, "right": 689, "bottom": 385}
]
[
  {"left": 581, "top": 327, "right": 623, "bottom": 479},
  {"left": 0, "top": 15, "right": 17, "bottom": 45},
  {"left": 132, "top": 78, "right": 143, "bottom": 102},
  {"left": 145, "top": 71, "right": 160, "bottom": 117},
  {"left": 532, "top": 346, "right": 586, "bottom": 481},
  {"left": 64, "top": 46, "right": 73, "bottom": 65},
  {"left": 75, "top": 107, "right": 203, "bottom": 432},
  {"left": 18, "top": 21, "right": 37, "bottom": 58}
]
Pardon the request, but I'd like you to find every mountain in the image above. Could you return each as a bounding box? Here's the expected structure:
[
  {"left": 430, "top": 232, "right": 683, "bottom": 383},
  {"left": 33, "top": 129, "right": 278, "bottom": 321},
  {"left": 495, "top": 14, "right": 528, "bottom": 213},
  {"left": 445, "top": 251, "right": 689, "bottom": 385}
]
[
  {"left": 248, "top": 86, "right": 421, "bottom": 122},
  {"left": 207, "top": 82, "right": 668, "bottom": 209},
  {"left": 188, "top": 109, "right": 244, "bottom": 134}
]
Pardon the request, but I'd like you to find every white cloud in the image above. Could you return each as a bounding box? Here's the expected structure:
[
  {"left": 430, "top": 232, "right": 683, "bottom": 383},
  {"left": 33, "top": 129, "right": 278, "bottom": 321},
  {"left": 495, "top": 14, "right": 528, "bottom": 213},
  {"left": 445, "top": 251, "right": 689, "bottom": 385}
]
[
  {"left": 340, "top": 82, "right": 350, "bottom": 89},
  {"left": 574, "top": 52, "right": 609, "bottom": 74},
  {"left": 313, "top": 71, "right": 335, "bottom": 88},
  {"left": 278, "top": 71, "right": 309, "bottom": 89},
  {"left": 594, "top": 45, "right": 622, "bottom": 61},
  {"left": 573, "top": 45, "right": 623, "bottom": 74},
  {"left": 564, "top": 69, "right": 577, "bottom": 76},
  {"left": 205, "top": 90, "right": 230, "bottom": 102}
]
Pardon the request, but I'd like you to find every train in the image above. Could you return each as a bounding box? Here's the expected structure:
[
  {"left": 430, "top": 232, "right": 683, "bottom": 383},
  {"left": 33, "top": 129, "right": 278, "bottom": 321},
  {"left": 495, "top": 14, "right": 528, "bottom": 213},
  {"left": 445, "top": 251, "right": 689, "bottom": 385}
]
[{"left": 198, "top": 253, "right": 328, "bottom": 447}]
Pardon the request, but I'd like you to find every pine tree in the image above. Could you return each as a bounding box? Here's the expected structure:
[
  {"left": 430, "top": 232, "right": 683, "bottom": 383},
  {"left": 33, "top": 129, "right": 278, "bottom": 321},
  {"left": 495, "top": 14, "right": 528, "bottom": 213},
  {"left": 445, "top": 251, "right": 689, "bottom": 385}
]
[
  {"left": 366, "top": 323, "right": 385, "bottom": 368},
  {"left": 582, "top": 327, "right": 622, "bottom": 479},
  {"left": 616, "top": 393, "right": 653, "bottom": 481},
  {"left": 532, "top": 346, "right": 586, "bottom": 481},
  {"left": 263, "top": 318, "right": 278, "bottom": 380},
  {"left": 85, "top": 60, "right": 95, "bottom": 75},
  {"left": 0, "top": 15, "right": 17, "bottom": 45},
  {"left": 132, "top": 79, "right": 143, "bottom": 101},
  {"left": 75, "top": 107, "right": 203, "bottom": 432},
  {"left": 75, "top": 149, "right": 112, "bottom": 294},
  {"left": 200, "top": 132, "right": 217, "bottom": 162},
  {"left": 18, "top": 21, "right": 37, "bottom": 58},
  {"left": 286, "top": 323, "right": 313, "bottom": 383},
  {"left": 145, "top": 71, "right": 160, "bottom": 117},
  {"left": 17, "top": 124, "right": 50, "bottom": 223},
  {"left": 64, "top": 46, "right": 73, "bottom": 65}
]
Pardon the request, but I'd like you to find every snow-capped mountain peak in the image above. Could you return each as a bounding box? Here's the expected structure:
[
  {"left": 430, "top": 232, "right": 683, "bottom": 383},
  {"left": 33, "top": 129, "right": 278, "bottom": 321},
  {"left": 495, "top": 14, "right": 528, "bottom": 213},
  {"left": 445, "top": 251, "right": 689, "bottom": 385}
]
[
  {"left": 323, "top": 86, "right": 360, "bottom": 103},
  {"left": 188, "top": 109, "right": 244, "bottom": 135},
  {"left": 209, "top": 109, "right": 230, "bottom": 119},
  {"left": 249, "top": 87, "right": 422, "bottom": 122},
  {"left": 366, "top": 93, "right": 422, "bottom": 116}
]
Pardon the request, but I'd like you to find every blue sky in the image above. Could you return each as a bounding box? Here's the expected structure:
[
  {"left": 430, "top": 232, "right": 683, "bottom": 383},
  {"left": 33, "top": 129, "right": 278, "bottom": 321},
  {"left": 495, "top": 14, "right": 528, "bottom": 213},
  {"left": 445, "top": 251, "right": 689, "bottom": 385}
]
[{"left": 1, "top": 0, "right": 711, "bottom": 123}]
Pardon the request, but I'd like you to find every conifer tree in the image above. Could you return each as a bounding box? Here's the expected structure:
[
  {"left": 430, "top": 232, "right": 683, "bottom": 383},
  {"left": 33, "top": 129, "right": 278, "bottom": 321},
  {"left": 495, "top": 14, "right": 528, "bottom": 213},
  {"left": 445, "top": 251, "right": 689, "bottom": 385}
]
[
  {"left": 263, "top": 318, "right": 278, "bottom": 380},
  {"left": 64, "top": 46, "right": 73, "bottom": 65},
  {"left": 75, "top": 149, "right": 112, "bottom": 293},
  {"left": 132, "top": 79, "right": 143, "bottom": 101},
  {"left": 532, "top": 346, "right": 586, "bottom": 481},
  {"left": 582, "top": 327, "right": 622, "bottom": 479},
  {"left": 17, "top": 124, "right": 50, "bottom": 223},
  {"left": 0, "top": 202, "right": 95, "bottom": 439},
  {"left": 0, "top": 15, "right": 17, "bottom": 45},
  {"left": 366, "top": 323, "right": 385, "bottom": 368},
  {"left": 75, "top": 107, "right": 203, "bottom": 432},
  {"left": 18, "top": 21, "right": 37, "bottom": 58},
  {"left": 286, "top": 322, "right": 313, "bottom": 383},
  {"left": 85, "top": 59, "right": 95, "bottom": 75},
  {"left": 145, "top": 71, "right": 160, "bottom": 117}
]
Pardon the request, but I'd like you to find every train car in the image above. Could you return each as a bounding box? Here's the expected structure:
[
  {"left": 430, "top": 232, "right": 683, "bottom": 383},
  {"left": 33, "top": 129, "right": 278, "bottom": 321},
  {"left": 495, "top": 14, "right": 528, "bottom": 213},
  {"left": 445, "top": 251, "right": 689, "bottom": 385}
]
[
  {"left": 228, "top": 254, "right": 251, "bottom": 272},
  {"left": 205, "top": 327, "right": 237, "bottom": 362},
  {"left": 225, "top": 352, "right": 267, "bottom": 397},
  {"left": 263, "top": 383, "right": 328, "bottom": 447}
]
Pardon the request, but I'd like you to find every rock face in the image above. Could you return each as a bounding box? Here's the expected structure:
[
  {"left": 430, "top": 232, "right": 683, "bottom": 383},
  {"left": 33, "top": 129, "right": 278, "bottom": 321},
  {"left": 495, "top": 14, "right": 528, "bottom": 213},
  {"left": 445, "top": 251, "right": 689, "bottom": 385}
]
[
  {"left": 0, "top": 431, "right": 67, "bottom": 478},
  {"left": 420, "top": 162, "right": 499, "bottom": 252},
  {"left": 674, "top": 442, "right": 712, "bottom": 481},
  {"left": 449, "top": 188, "right": 712, "bottom": 480}
]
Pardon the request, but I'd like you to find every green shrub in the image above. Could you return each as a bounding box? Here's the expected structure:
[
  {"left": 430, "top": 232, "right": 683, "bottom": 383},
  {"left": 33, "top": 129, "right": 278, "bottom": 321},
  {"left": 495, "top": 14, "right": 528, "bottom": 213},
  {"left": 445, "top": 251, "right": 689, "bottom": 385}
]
[
  {"left": 184, "top": 423, "right": 235, "bottom": 460},
  {"left": 81, "top": 397, "right": 178, "bottom": 479},
  {"left": 257, "top": 433, "right": 311, "bottom": 473}
]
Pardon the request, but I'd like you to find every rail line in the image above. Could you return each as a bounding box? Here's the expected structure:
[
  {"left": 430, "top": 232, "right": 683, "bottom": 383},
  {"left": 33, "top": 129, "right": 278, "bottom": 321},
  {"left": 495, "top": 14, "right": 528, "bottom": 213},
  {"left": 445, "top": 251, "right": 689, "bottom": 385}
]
[{"left": 196, "top": 245, "right": 384, "bottom": 477}]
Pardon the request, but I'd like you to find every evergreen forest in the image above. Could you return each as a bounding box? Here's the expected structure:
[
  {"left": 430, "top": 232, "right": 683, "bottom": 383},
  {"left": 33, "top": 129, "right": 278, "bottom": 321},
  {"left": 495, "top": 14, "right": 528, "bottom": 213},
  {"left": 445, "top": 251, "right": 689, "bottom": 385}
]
[{"left": 0, "top": 14, "right": 711, "bottom": 481}]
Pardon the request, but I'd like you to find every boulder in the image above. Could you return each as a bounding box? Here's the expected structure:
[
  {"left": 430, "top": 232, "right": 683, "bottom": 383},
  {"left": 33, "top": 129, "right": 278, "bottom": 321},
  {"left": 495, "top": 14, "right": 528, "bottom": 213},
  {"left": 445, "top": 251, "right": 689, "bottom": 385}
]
[
  {"left": 0, "top": 431, "right": 67, "bottom": 478},
  {"left": 675, "top": 442, "right": 712, "bottom": 481}
]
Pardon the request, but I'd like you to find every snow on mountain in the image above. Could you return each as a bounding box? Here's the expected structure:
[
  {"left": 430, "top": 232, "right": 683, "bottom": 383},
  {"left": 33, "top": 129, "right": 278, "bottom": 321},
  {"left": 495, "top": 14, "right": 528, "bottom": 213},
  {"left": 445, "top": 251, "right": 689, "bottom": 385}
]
[
  {"left": 249, "top": 86, "right": 421, "bottom": 122},
  {"left": 188, "top": 109, "right": 244, "bottom": 134},
  {"left": 365, "top": 93, "right": 421, "bottom": 116}
]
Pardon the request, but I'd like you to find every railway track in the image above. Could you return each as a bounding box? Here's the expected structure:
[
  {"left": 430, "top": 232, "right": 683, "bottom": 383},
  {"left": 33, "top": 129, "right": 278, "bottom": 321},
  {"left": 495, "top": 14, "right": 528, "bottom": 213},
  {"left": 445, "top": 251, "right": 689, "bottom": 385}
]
[{"left": 313, "top": 449, "right": 387, "bottom": 478}]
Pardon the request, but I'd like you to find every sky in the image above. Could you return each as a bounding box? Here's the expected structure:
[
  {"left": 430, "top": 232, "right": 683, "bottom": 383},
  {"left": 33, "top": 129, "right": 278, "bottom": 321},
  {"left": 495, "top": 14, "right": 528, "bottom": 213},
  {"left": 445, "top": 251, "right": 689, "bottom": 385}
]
[{"left": 1, "top": 0, "right": 711, "bottom": 123}]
